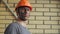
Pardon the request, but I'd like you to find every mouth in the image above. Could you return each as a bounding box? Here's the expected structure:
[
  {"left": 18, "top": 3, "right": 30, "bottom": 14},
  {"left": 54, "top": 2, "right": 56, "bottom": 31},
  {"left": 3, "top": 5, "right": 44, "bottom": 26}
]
[{"left": 24, "top": 15, "right": 29, "bottom": 17}]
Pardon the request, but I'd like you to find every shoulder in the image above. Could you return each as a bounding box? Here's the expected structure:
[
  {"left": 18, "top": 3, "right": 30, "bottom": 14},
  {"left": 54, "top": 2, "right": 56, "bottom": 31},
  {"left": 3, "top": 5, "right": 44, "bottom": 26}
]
[
  {"left": 10, "top": 22, "right": 18, "bottom": 26},
  {"left": 7, "top": 22, "right": 18, "bottom": 28},
  {"left": 4, "top": 22, "right": 19, "bottom": 34}
]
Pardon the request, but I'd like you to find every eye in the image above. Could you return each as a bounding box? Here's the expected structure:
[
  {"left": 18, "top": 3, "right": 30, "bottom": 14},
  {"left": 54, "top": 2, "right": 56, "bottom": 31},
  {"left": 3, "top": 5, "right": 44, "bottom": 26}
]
[
  {"left": 25, "top": 8, "right": 29, "bottom": 11},
  {"left": 25, "top": 7, "right": 30, "bottom": 11}
]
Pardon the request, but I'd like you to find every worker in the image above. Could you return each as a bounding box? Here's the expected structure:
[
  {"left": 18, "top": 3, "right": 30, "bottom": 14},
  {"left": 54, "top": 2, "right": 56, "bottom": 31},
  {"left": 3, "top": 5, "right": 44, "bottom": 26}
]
[{"left": 4, "top": 0, "right": 32, "bottom": 34}]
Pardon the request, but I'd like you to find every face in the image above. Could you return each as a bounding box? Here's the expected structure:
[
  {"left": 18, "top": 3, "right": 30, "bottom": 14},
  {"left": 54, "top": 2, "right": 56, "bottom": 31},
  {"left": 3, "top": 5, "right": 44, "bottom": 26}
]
[{"left": 17, "top": 7, "right": 30, "bottom": 21}]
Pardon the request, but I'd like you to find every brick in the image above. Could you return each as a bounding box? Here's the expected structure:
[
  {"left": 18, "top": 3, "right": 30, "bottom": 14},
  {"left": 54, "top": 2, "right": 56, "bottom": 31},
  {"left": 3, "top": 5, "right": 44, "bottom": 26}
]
[
  {"left": 50, "top": 8, "right": 60, "bottom": 12},
  {"left": 32, "top": 8, "right": 35, "bottom": 11},
  {"left": 10, "top": 0, "right": 34, "bottom": 4},
  {"left": 3, "top": 0, "right": 7, "bottom": 2},
  {"left": 0, "top": 20, "right": 12, "bottom": 24},
  {"left": 0, "top": 33, "right": 4, "bottom": 34},
  {"left": 0, "top": 10, "right": 7, "bottom": 12},
  {"left": 29, "top": 21, "right": 43, "bottom": 24},
  {"left": 51, "top": 17, "right": 60, "bottom": 20},
  {"left": 30, "top": 12, "right": 43, "bottom": 16},
  {"left": 36, "top": 8, "right": 49, "bottom": 12},
  {"left": 45, "top": 33, "right": 58, "bottom": 34},
  {"left": 15, "top": 4, "right": 17, "bottom": 7},
  {"left": 0, "top": 12, "right": 12, "bottom": 16},
  {"left": 44, "top": 4, "right": 57, "bottom": 8},
  {"left": 0, "top": 24, "right": 5, "bottom": 28},
  {"left": 58, "top": 13, "right": 60, "bottom": 16},
  {"left": 37, "top": 0, "right": 49, "bottom": 4},
  {"left": 44, "top": 21, "right": 58, "bottom": 24},
  {"left": 59, "top": 21, "right": 60, "bottom": 24},
  {"left": 0, "top": 16, "right": 5, "bottom": 19},
  {"left": 28, "top": 0, "right": 35, "bottom": 3},
  {"left": 24, "top": 21, "right": 28, "bottom": 24},
  {"left": 8, "top": 0, "right": 20, "bottom": 3},
  {"left": 6, "top": 16, "right": 15, "bottom": 19},
  {"left": 37, "top": 25, "right": 50, "bottom": 29},
  {"left": 44, "top": 12, "right": 57, "bottom": 16},
  {"left": 13, "top": 20, "right": 17, "bottom": 22},
  {"left": 0, "top": 29, "right": 5, "bottom": 32},
  {"left": 31, "top": 4, "right": 43, "bottom": 7},
  {"left": 0, "top": 4, "right": 5, "bottom": 7},
  {"left": 5, "top": 24, "right": 10, "bottom": 27},
  {"left": 45, "top": 29, "right": 59, "bottom": 33},
  {"left": 0, "top": 8, "right": 6, "bottom": 10},
  {"left": 52, "top": 25, "right": 60, "bottom": 29},
  {"left": 29, "top": 29, "right": 43, "bottom": 33},
  {"left": 27, "top": 25, "right": 35, "bottom": 28},
  {"left": 51, "top": 0, "right": 60, "bottom": 4},
  {"left": 29, "top": 16, "right": 35, "bottom": 20},
  {"left": 36, "top": 16, "right": 50, "bottom": 20},
  {"left": 8, "top": 4, "right": 14, "bottom": 7},
  {"left": 9, "top": 8, "right": 15, "bottom": 11},
  {"left": 57, "top": 4, "right": 60, "bottom": 8}
]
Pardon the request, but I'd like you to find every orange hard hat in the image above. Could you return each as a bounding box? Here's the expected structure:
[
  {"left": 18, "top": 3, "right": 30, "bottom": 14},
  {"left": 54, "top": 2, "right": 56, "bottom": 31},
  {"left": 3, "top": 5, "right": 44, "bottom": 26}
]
[{"left": 15, "top": 0, "right": 32, "bottom": 11}]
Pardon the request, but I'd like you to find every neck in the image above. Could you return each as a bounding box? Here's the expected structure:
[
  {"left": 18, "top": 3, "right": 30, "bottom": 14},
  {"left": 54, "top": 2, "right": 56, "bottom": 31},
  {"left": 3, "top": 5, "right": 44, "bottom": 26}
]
[{"left": 17, "top": 19, "right": 27, "bottom": 27}]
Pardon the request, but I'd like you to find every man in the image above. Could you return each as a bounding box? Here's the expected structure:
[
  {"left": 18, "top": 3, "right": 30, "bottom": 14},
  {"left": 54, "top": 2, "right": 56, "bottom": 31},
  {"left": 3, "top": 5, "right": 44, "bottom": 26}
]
[{"left": 4, "top": 0, "right": 32, "bottom": 34}]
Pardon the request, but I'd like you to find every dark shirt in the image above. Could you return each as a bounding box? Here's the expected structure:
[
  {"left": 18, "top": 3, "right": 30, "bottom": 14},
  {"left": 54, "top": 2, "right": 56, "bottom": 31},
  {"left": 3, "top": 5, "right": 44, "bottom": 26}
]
[{"left": 4, "top": 22, "right": 31, "bottom": 34}]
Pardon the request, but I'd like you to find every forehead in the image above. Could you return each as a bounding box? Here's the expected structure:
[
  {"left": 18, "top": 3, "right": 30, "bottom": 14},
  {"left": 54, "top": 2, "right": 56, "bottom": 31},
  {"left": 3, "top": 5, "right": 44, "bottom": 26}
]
[{"left": 16, "top": 7, "right": 30, "bottom": 12}]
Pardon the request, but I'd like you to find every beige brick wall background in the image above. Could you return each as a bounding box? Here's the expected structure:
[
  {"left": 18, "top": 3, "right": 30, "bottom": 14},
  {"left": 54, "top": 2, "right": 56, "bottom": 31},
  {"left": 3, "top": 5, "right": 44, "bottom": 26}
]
[{"left": 0, "top": 0, "right": 60, "bottom": 34}]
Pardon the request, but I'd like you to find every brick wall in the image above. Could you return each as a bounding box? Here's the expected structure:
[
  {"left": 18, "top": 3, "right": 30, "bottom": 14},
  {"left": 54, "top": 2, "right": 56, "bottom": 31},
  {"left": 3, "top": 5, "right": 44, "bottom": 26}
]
[{"left": 0, "top": 0, "right": 60, "bottom": 34}]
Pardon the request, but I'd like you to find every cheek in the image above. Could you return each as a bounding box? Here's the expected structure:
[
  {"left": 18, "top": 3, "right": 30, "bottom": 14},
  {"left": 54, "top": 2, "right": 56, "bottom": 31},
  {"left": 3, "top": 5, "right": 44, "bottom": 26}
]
[{"left": 26, "top": 12, "right": 30, "bottom": 16}]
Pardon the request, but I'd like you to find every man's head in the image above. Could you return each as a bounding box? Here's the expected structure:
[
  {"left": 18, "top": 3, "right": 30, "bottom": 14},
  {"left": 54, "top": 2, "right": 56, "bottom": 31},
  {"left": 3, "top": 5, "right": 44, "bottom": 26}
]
[
  {"left": 15, "top": 0, "right": 32, "bottom": 21},
  {"left": 16, "top": 7, "right": 30, "bottom": 21}
]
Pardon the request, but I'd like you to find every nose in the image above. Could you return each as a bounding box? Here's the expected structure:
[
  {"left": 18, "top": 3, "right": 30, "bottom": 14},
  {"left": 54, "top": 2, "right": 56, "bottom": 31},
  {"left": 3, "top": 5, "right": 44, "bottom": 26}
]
[{"left": 25, "top": 11, "right": 30, "bottom": 16}]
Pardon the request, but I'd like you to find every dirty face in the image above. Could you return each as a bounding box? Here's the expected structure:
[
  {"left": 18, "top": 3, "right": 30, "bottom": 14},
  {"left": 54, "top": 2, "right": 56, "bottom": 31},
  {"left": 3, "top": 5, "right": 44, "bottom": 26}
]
[{"left": 17, "top": 7, "right": 30, "bottom": 21}]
